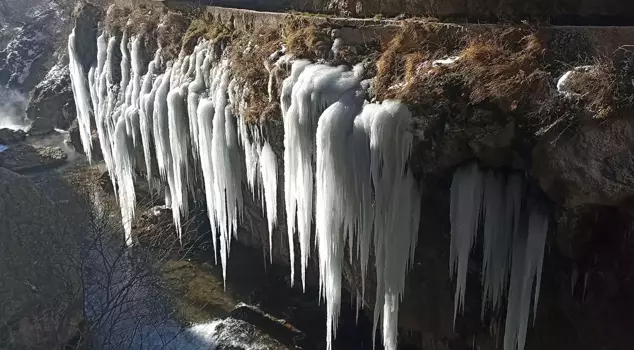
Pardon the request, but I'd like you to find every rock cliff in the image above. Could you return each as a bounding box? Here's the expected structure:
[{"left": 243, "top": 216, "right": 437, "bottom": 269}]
[{"left": 61, "top": 2, "right": 634, "bottom": 350}]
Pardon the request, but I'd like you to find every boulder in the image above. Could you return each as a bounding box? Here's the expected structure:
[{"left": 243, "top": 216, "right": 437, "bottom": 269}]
[
  {"left": 27, "top": 117, "right": 55, "bottom": 135},
  {"left": 0, "top": 167, "right": 81, "bottom": 349},
  {"left": 0, "top": 127, "right": 25, "bottom": 144},
  {"left": 26, "top": 62, "right": 76, "bottom": 130},
  {"left": 533, "top": 117, "right": 634, "bottom": 207},
  {"left": 0, "top": 143, "right": 67, "bottom": 173},
  {"left": 67, "top": 118, "right": 103, "bottom": 160}
]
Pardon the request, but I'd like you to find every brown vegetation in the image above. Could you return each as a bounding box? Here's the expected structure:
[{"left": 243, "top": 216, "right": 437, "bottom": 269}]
[
  {"left": 375, "top": 23, "right": 553, "bottom": 118},
  {"left": 156, "top": 11, "right": 190, "bottom": 61},
  {"left": 564, "top": 54, "right": 634, "bottom": 119},
  {"left": 283, "top": 19, "right": 331, "bottom": 59}
]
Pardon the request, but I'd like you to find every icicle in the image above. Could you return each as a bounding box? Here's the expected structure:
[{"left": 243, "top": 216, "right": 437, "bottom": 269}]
[
  {"left": 113, "top": 115, "right": 136, "bottom": 246},
  {"left": 315, "top": 88, "right": 365, "bottom": 350},
  {"left": 187, "top": 46, "right": 207, "bottom": 158},
  {"left": 197, "top": 97, "right": 219, "bottom": 264},
  {"left": 167, "top": 82, "right": 190, "bottom": 241},
  {"left": 210, "top": 68, "right": 243, "bottom": 283},
  {"left": 480, "top": 171, "right": 522, "bottom": 318},
  {"left": 67, "top": 28, "right": 93, "bottom": 161},
  {"left": 283, "top": 63, "right": 359, "bottom": 290},
  {"left": 449, "top": 163, "right": 485, "bottom": 323},
  {"left": 260, "top": 141, "right": 278, "bottom": 263},
  {"left": 139, "top": 49, "right": 161, "bottom": 184},
  {"left": 368, "top": 101, "right": 419, "bottom": 350}
]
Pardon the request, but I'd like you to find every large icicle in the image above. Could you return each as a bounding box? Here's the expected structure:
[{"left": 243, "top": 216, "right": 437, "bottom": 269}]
[
  {"left": 67, "top": 28, "right": 94, "bottom": 161},
  {"left": 259, "top": 141, "right": 278, "bottom": 261},
  {"left": 210, "top": 69, "right": 244, "bottom": 283},
  {"left": 368, "top": 101, "right": 419, "bottom": 350},
  {"left": 282, "top": 63, "right": 359, "bottom": 289},
  {"left": 167, "top": 82, "right": 191, "bottom": 241},
  {"left": 503, "top": 195, "right": 549, "bottom": 350},
  {"left": 112, "top": 116, "right": 136, "bottom": 246},
  {"left": 139, "top": 49, "right": 161, "bottom": 184},
  {"left": 315, "top": 88, "right": 365, "bottom": 350},
  {"left": 449, "top": 163, "right": 485, "bottom": 322}
]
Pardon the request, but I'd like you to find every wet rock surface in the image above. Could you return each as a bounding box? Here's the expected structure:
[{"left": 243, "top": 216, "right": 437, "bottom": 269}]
[
  {"left": 0, "top": 143, "right": 67, "bottom": 173},
  {"left": 0, "top": 128, "right": 26, "bottom": 144}
]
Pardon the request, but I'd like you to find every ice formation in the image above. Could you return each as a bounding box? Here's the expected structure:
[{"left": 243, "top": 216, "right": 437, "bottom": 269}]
[
  {"left": 68, "top": 28, "right": 94, "bottom": 161},
  {"left": 72, "top": 22, "right": 422, "bottom": 350},
  {"left": 449, "top": 163, "right": 550, "bottom": 350}
]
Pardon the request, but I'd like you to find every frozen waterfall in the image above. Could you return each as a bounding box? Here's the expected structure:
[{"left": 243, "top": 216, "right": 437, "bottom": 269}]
[{"left": 72, "top": 24, "right": 423, "bottom": 350}]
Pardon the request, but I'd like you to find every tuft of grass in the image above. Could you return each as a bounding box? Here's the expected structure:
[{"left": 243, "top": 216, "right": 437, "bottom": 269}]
[
  {"left": 181, "top": 18, "right": 232, "bottom": 54},
  {"left": 156, "top": 11, "right": 190, "bottom": 61},
  {"left": 457, "top": 29, "right": 550, "bottom": 112},
  {"left": 375, "top": 21, "right": 465, "bottom": 100},
  {"left": 564, "top": 54, "right": 634, "bottom": 119},
  {"left": 230, "top": 26, "right": 285, "bottom": 124},
  {"left": 283, "top": 19, "right": 331, "bottom": 59},
  {"left": 104, "top": 4, "right": 131, "bottom": 36}
]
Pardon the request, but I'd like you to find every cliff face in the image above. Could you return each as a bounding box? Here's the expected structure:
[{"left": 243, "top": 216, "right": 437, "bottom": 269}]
[{"left": 69, "top": 3, "right": 634, "bottom": 350}]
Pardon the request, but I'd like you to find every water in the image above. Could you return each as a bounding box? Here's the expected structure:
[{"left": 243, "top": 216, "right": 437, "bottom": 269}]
[{"left": 0, "top": 86, "right": 28, "bottom": 130}]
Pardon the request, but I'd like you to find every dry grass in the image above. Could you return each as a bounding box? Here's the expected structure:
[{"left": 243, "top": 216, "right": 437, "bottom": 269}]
[
  {"left": 564, "top": 54, "right": 634, "bottom": 119},
  {"left": 104, "top": 4, "right": 131, "bottom": 35},
  {"left": 283, "top": 18, "right": 331, "bottom": 59},
  {"left": 375, "top": 21, "right": 464, "bottom": 100},
  {"left": 156, "top": 11, "right": 190, "bottom": 61},
  {"left": 457, "top": 29, "right": 549, "bottom": 112},
  {"left": 375, "top": 23, "right": 552, "bottom": 115},
  {"left": 181, "top": 18, "right": 232, "bottom": 54},
  {"left": 230, "top": 26, "right": 285, "bottom": 123}
]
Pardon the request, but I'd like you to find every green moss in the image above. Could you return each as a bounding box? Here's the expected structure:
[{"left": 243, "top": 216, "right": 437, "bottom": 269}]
[{"left": 162, "top": 260, "right": 236, "bottom": 324}]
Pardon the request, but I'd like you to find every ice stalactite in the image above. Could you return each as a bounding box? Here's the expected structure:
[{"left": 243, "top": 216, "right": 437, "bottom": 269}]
[
  {"left": 139, "top": 49, "right": 161, "bottom": 185},
  {"left": 76, "top": 28, "right": 423, "bottom": 350},
  {"left": 481, "top": 172, "right": 523, "bottom": 318},
  {"left": 449, "top": 163, "right": 484, "bottom": 321},
  {"left": 113, "top": 116, "right": 136, "bottom": 246},
  {"left": 259, "top": 141, "right": 278, "bottom": 262},
  {"left": 187, "top": 45, "right": 207, "bottom": 159},
  {"left": 450, "top": 163, "right": 550, "bottom": 350},
  {"left": 283, "top": 63, "right": 359, "bottom": 290},
  {"left": 197, "top": 96, "right": 218, "bottom": 259},
  {"left": 167, "top": 82, "right": 190, "bottom": 241},
  {"left": 210, "top": 69, "right": 244, "bottom": 283},
  {"left": 360, "top": 101, "right": 419, "bottom": 350},
  {"left": 68, "top": 28, "right": 94, "bottom": 161}
]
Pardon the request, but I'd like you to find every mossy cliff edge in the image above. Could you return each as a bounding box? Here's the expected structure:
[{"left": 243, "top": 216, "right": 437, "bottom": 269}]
[{"left": 74, "top": 1, "right": 634, "bottom": 349}]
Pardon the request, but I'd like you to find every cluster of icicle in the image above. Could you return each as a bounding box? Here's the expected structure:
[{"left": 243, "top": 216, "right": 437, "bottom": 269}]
[
  {"left": 282, "top": 62, "right": 421, "bottom": 350},
  {"left": 449, "top": 163, "right": 549, "bottom": 350},
  {"left": 68, "top": 15, "right": 421, "bottom": 350}
]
